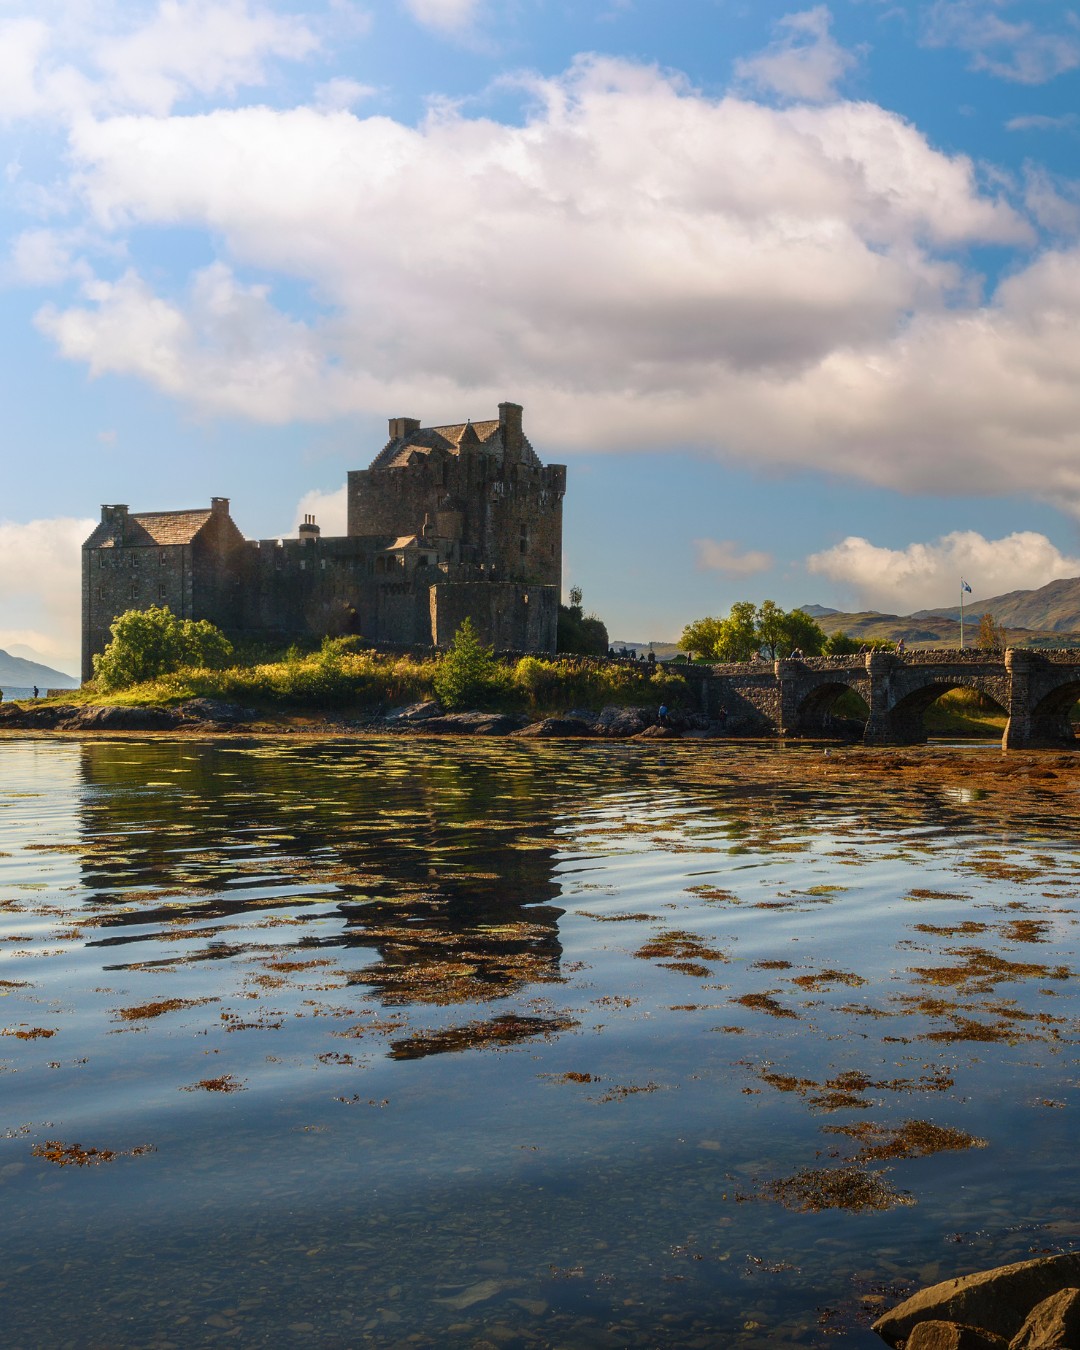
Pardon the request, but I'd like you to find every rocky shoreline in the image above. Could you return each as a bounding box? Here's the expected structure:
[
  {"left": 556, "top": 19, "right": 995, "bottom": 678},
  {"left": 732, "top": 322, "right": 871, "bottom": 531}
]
[
  {"left": 0, "top": 697, "right": 698, "bottom": 739},
  {"left": 873, "top": 1251, "right": 1080, "bottom": 1349}
]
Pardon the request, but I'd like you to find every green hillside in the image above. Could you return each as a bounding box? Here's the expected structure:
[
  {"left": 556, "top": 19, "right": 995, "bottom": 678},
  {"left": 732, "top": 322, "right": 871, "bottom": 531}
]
[
  {"left": 813, "top": 610, "right": 1080, "bottom": 650},
  {"left": 914, "top": 576, "right": 1080, "bottom": 632}
]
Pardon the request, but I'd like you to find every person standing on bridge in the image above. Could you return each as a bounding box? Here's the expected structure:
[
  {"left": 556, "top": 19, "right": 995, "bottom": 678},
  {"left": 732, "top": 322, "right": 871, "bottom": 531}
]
[{"left": 895, "top": 638, "right": 906, "bottom": 655}]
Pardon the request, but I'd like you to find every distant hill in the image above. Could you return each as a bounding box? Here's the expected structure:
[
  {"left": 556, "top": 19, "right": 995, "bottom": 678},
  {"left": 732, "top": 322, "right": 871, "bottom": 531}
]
[
  {"left": 0, "top": 649, "right": 78, "bottom": 689},
  {"left": 616, "top": 580, "right": 1080, "bottom": 654},
  {"left": 608, "top": 639, "right": 684, "bottom": 660},
  {"left": 913, "top": 576, "right": 1080, "bottom": 632},
  {"left": 813, "top": 610, "right": 1080, "bottom": 650}
]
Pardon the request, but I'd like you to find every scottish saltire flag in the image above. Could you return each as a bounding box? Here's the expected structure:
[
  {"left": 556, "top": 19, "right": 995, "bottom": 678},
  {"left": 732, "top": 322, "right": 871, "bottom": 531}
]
[{"left": 961, "top": 580, "right": 972, "bottom": 593}]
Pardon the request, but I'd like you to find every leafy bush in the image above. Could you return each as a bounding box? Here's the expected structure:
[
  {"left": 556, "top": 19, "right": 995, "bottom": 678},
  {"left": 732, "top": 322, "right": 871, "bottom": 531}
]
[
  {"left": 433, "top": 619, "right": 500, "bottom": 709},
  {"left": 93, "top": 606, "right": 233, "bottom": 692}
]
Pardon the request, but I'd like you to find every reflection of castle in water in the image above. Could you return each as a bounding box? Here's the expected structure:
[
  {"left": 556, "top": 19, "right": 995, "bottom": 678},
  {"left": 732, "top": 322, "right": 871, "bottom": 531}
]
[{"left": 75, "top": 741, "right": 565, "bottom": 1007}]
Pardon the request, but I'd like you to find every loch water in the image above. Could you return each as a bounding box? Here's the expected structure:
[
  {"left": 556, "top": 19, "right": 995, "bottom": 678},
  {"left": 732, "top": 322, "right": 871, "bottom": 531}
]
[{"left": 0, "top": 737, "right": 1077, "bottom": 1348}]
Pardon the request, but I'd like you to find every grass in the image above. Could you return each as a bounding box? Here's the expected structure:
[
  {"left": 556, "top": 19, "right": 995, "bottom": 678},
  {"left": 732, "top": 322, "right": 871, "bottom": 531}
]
[{"left": 60, "top": 647, "right": 688, "bottom": 719}]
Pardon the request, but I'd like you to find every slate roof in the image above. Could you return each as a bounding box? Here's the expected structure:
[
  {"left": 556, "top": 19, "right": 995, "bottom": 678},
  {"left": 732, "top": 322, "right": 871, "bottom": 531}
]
[
  {"left": 128, "top": 510, "right": 215, "bottom": 545},
  {"left": 369, "top": 419, "right": 541, "bottom": 471},
  {"left": 84, "top": 509, "right": 216, "bottom": 550}
]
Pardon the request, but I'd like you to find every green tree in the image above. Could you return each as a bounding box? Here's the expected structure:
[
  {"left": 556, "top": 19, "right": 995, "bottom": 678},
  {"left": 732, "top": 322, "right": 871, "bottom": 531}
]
[
  {"left": 93, "top": 605, "right": 233, "bottom": 691},
  {"left": 777, "top": 608, "right": 826, "bottom": 658},
  {"left": 433, "top": 618, "right": 498, "bottom": 709},
  {"left": 716, "top": 602, "right": 759, "bottom": 661},
  {"left": 679, "top": 616, "right": 724, "bottom": 660},
  {"left": 558, "top": 586, "right": 609, "bottom": 656},
  {"left": 823, "top": 629, "right": 861, "bottom": 655},
  {"left": 976, "top": 612, "right": 1008, "bottom": 651},
  {"left": 754, "top": 600, "right": 787, "bottom": 659},
  {"left": 681, "top": 602, "right": 759, "bottom": 662},
  {"left": 681, "top": 601, "right": 826, "bottom": 662}
]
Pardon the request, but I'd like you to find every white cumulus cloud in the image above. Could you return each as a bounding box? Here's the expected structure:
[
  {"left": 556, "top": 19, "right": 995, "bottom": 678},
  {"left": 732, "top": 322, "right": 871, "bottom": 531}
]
[
  {"left": 0, "top": 0, "right": 320, "bottom": 122},
  {"left": 694, "top": 539, "right": 773, "bottom": 577},
  {"left": 291, "top": 485, "right": 347, "bottom": 537},
  {"left": 735, "top": 6, "right": 858, "bottom": 103},
  {"left": 806, "top": 530, "right": 1080, "bottom": 614},
  {"left": 31, "top": 56, "right": 1073, "bottom": 512},
  {"left": 923, "top": 1, "right": 1080, "bottom": 85},
  {"left": 0, "top": 516, "right": 95, "bottom": 676}
]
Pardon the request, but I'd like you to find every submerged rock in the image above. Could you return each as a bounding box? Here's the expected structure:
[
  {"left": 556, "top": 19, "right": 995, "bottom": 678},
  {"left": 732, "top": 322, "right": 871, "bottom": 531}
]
[{"left": 873, "top": 1253, "right": 1080, "bottom": 1347}]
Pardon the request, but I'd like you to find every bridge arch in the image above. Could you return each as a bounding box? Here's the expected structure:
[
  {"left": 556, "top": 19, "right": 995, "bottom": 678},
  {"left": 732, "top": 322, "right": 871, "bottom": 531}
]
[
  {"left": 885, "top": 680, "right": 1015, "bottom": 745},
  {"left": 1022, "top": 679, "right": 1080, "bottom": 747},
  {"left": 790, "top": 680, "right": 869, "bottom": 738}
]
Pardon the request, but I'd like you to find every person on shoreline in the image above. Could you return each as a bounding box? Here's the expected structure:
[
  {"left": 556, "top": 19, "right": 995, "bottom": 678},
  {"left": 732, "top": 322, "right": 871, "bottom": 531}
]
[{"left": 658, "top": 703, "right": 669, "bottom": 728}]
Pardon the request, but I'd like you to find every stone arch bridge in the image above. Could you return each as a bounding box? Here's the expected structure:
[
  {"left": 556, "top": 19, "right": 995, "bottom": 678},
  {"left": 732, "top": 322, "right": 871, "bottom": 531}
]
[{"left": 677, "top": 650, "right": 1080, "bottom": 749}]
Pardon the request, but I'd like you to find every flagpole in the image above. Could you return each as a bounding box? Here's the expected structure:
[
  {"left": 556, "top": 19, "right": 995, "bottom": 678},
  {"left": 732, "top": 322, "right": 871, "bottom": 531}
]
[{"left": 960, "top": 579, "right": 965, "bottom": 650}]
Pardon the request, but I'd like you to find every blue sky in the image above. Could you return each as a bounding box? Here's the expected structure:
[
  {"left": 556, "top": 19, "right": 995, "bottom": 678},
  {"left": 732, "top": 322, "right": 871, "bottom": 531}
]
[{"left": 2, "top": 0, "right": 1080, "bottom": 671}]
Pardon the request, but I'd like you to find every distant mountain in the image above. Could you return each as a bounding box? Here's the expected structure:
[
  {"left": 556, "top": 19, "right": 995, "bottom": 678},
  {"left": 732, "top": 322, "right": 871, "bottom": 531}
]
[
  {"left": 0, "top": 649, "right": 78, "bottom": 688},
  {"left": 608, "top": 639, "right": 684, "bottom": 659},
  {"left": 912, "top": 576, "right": 1080, "bottom": 633},
  {"left": 798, "top": 604, "right": 840, "bottom": 618}
]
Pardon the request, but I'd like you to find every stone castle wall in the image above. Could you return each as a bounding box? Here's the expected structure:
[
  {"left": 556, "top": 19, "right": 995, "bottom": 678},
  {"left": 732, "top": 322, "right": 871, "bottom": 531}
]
[{"left": 82, "top": 406, "right": 565, "bottom": 679}]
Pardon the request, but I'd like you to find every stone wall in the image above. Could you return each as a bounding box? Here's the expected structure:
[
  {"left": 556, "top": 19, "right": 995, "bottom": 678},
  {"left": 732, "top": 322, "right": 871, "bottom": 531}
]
[
  {"left": 431, "top": 582, "right": 558, "bottom": 654},
  {"left": 683, "top": 651, "right": 1080, "bottom": 748}
]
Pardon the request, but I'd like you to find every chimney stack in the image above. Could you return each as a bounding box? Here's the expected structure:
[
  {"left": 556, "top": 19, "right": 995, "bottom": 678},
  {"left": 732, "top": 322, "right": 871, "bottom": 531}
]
[{"left": 499, "top": 402, "right": 524, "bottom": 458}]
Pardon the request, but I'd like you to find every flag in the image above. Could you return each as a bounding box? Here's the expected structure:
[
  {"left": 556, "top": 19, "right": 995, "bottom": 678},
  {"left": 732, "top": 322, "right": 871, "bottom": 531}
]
[{"left": 961, "top": 580, "right": 972, "bottom": 593}]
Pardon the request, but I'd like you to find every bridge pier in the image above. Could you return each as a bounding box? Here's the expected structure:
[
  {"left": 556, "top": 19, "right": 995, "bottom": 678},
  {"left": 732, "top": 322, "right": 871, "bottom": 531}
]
[
  {"left": 1002, "top": 648, "right": 1077, "bottom": 749},
  {"left": 775, "top": 659, "right": 802, "bottom": 736},
  {"left": 860, "top": 652, "right": 927, "bottom": 745}
]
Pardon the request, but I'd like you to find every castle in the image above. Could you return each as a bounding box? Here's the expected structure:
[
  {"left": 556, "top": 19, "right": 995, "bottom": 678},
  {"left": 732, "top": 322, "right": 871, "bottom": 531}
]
[{"left": 81, "top": 403, "right": 566, "bottom": 681}]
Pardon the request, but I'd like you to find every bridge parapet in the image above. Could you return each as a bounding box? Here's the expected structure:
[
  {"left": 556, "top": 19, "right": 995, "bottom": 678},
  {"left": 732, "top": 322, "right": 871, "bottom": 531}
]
[{"left": 677, "top": 647, "right": 1080, "bottom": 748}]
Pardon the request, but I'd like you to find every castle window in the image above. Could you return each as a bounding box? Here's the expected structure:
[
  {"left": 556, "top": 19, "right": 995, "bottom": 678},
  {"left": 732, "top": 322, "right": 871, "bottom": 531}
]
[
  {"left": 97, "top": 586, "right": 104, "bottom": 600},
  {"left": 160, "top": 551, "right": 167, "bottom": 566},
  {"left": 299, "top": 559, "right": 305, "bottom": 570},
  {"left": 130, "top": 552, "right": 139, "bottom": 567},
  {"left": 130, "top": 584, "right": 138, "bottom": 599},
  {"left": 158, "top": 583, "right": 167, "bottom": 598},
  {"left": 99, "top": 553, "right": 107, "bottom": 568}
]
